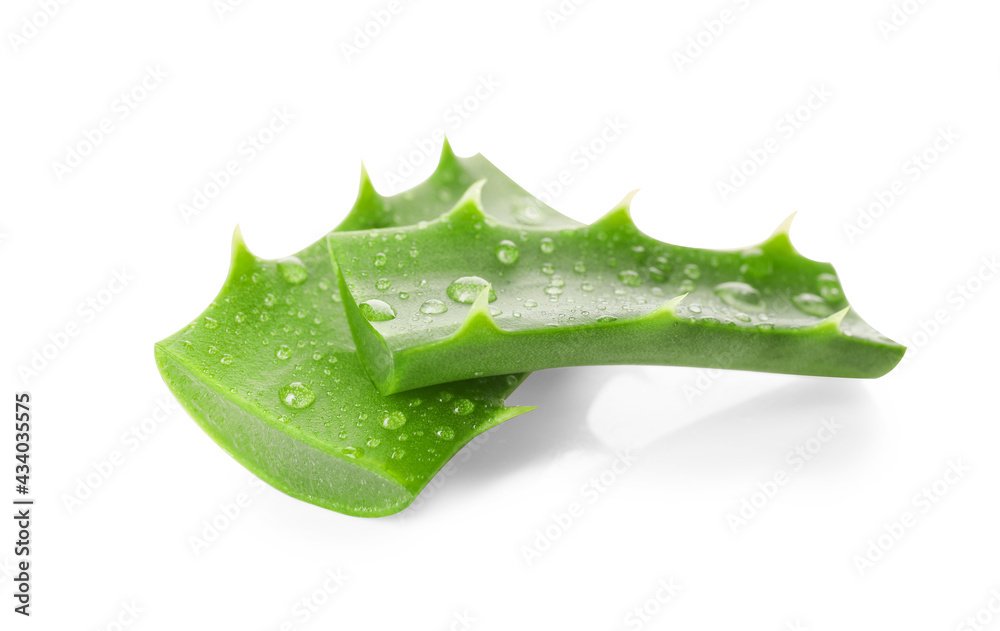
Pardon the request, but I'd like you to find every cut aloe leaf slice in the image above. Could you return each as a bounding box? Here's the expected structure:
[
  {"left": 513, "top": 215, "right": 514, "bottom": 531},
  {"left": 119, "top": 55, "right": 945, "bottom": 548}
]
[
  {"left": 329, "top": 181, "right": 905, "bottom": 395},
  {"left": 154, "top": 143, "right": 539, "bottom": 517}
]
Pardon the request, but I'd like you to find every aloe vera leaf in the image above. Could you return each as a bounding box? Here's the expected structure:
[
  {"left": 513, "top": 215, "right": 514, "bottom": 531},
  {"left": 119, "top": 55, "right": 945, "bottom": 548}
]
[
  {"left": 329, "top": 181, "right": 905, "bottom": 395},
  {"left": 154, "top": 145, "right": 538, "bottom": 517}
]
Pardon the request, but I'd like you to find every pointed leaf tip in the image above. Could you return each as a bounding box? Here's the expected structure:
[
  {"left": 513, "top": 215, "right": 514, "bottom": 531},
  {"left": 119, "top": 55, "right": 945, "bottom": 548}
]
[
  {"left": 812, "top": 306, "right": 851, "bottom": 333},
  {"left": 469, "top": 284, "right": 495, "bottom": 318},
  {"left": 232, "top": 224, "right": 246, "bottom": 249},
  {"left": 437, "top": 136, "right": 458, "bottom": 171},
  {"left": 229, "top": 225, "right": 256, "bottom": 272},
  {"left": 452, "top": 284, "right": 504, "bottom": 339},
  {"left": 762, "top": 212, "right": 799, "bottom": 254},
  {"left": 640, "top": 292, "right": 687, "bottom": 323},
  {"left": 771, "top": 212, "right": 797, "bottom": 239},
  {"left": 358, "top": 160, "right": 379, "bottom": 199},
  {"left": 443, "top": 179, "right": 489, "bottom": 223},
  {"left": 591, "top": 190, "right": 640, "bottom": 231}
]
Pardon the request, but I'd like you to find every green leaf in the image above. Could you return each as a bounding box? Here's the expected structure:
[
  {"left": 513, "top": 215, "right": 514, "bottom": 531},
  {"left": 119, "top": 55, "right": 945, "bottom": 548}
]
[
  {"left": 329, "top": 179, "right": 905, "bottom": 395},
  {"left": 154, "top": 143, "right": 538, "bottom": 517}
]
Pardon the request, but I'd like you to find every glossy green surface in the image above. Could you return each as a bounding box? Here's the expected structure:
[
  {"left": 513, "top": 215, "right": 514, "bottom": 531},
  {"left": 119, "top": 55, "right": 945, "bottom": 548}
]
[
  {"left": 154, "top": 143, "right": 536, "bottom": 517},
  {"left": 330, "top": 179, "right": 905, "bottom": 395}
]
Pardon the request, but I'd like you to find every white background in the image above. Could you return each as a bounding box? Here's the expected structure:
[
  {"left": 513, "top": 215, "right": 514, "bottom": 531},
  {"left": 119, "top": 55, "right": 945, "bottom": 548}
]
[{"left": 2, "top": 0, "right": 999, "bottom": 629}]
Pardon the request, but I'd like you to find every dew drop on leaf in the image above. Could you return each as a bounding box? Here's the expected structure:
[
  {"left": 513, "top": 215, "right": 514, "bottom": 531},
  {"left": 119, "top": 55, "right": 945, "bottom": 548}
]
[
  {"left": 792, "top": 293, "right": 834, "bottom": 317},
  {"left": 446, "top": 276, "right": 496, "bottom": 303},
  {"left": 496, "top": 240, "right": 520, "bottom": 265},
  {"left": 683, "top": 263, "right": 702, "bottom": 280},
  {"left": 714, "top": 281, "right": 763, "bottom": 311},
  {"left": 817, "top": 273, "right": 843, "bottom": 304},
  {"left": 341, "top": 447, "right": 364, "bottom": 459},
  {"left": 382, "top": 411, "right": 406, "bottom": 429},
  {"left": 359, "top": 299, "right": 396, "bottom": 322},
  {"left": 279, "top": 382, "right": 315, "bottom": 409},
  {"left": 277, "top": 257, "right": 309, "bottom": 285},
  {"left": 419, "top": 299, "right": 448, "bottom": 315},
  {"left": 453, "top": 399, "right": 474, "bottom": 415},
  {"left": 618, "top": 270, "right": 642, "bottom": 287}
]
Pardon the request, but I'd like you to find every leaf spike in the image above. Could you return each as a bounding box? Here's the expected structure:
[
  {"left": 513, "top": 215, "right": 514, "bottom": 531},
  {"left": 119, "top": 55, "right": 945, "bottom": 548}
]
[
  {"left": 591, "top": 189, "right": 640, "bottom": 232},
  {"left": 638, "top": 292, "right": 688, "bottom": 324},
  {"left": 451, "top": 285, "right": 504, "bottom": 339},
  {"left": 437, "top": 136, "right": 459, "bottom": 172},
  {"left": 811, "top": 306, "right": 851, "bottom": 334},
  {"left": 491, "top": 406, "right": 537, "bottom": 425},
  {"left": 357, "top": 159, "right": 380, "bottom": 201},
  {"left": 230, "top": 224, "right": 256, "bottom": 270},
  {"left": 761, "top": 211, "right": 799, "bottom": 255},
  {"left": 442, "top": 179, "right": 490, "bottom": 224}
]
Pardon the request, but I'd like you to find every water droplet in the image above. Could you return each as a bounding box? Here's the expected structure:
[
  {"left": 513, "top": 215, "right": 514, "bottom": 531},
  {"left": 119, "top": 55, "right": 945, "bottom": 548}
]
[
  {"left": 204, "top": 317, "right": 219, "bottom": 329},
  {"left": 679, "top": 279, "right": 696, "bottom": 293},
  {"left": 792, "top": 293, "right": 834, "bottom": 317},
  {"left": 689, "top": 304, "right": 702, "bottom": 314},
  {"left": 279, "top": 382, "right": 315, "bottom": 409},
  {"left": 649, "top": 267, "right": 668, "bottom": 282},
  {"left": 541, "top": 263, "right": 555, "bottom": 275},
  {"left": 525, "top": 299, "right": 538, "bottom": 309},
  {"left": 496, "top": 240, "right": 520, "bottom": 265},
  {"left": 618, "top": 270, "right": 642, "bottom": 287},
  {"left": 277, "top": 257, "right": 309, "bottom": 285},
  {"left": 598, "top": 315, "right": 618, "bottom": 323},
  {"left": 490, "top": 306, "right": 503, "bottom": 316},
  {"left": 382, "top": 411, "right": 406, "bottom": 429},
  {"left": 735, "top": 312, "right": 752, "bottom": 322},
  {"left": 755, "top": 322, "right": 775, "bottom": 330},
  {"left": 435, "top": 427, "right": 456, "bottom": 440},
  {"left": 581, "top": 281, "right": 595, "bottom": 292},
  {"left": 220, "top": 354, "right": 234, "bottom": 365},
  {"left": 446, "top": 276, "right": 496, "bottom": 303},
  {"left": 391, "top": 448, "right": 405, "bottom": 460},
  {"left": 544, "top": 285, "right": 563, "bottom": 296},
  {"left": 540, "top": 237, "right": 555, "bottom": 254},
  {"left": 453, "top": 399, "right": 474, "bottom": 415},
  {"left": 683, "top": 263, "right": 701, "bottom": 280},
  {"left": 419, "top": 299, "right": 448, "bottom": 315},
  {"left": 366, "top": 437, "right": 381, "bottom": 447},
  {"left": 514, "top": 203, "right": 545, "bottom": 225},
  {"left": 817, "top": 273, "right": 843, "bottom": 303},
  {"left": 359, "top": 299, "right": 396, "bottom": 322},
  {"left": 398, "top": 291, "right": 410, "bottom": 300},
  {"left": 373, "top": 252, "right": 388, "bottom": 267},
  {"left": 276, "top": 345, "right": 292, "bottom": 360},
  {"left": 263, "top": 293, "right": 276, "bottom": 307},
  {"left": 714, "top": 281, "right": 763, "bottom": 311},
  {"left": 341, "top": 447, "right": 364, "bottom": 459},
  {"left": 376, "top": 278, "right": 391, "bottom": 291},
  {"left": 573, "top": 261, "right": 587, "bottom": 274}
]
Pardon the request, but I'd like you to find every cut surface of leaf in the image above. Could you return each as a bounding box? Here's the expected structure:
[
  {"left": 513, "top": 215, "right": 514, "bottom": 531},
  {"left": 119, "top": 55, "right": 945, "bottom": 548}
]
[
  {"left": 329, "top": 182, "right": 905, "bottom": 395},
  {"left": 154, "top": 144, "right": 541, "bottom": 517}
]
